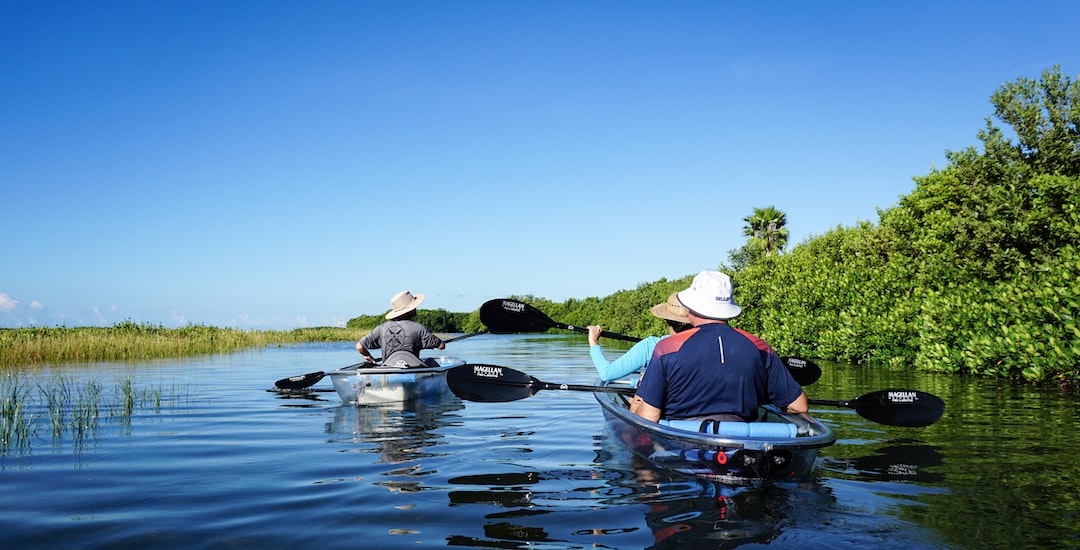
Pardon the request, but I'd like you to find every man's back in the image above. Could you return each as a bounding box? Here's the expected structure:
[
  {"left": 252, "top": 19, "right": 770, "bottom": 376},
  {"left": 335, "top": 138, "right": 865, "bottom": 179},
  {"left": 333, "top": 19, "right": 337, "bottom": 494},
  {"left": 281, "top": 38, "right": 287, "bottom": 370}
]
[
  {"left": 635, "top": 323, "right": 801, "bottom": 420},
  {"left": 361, "top": 319, "right": 441, "bottom": 358}
]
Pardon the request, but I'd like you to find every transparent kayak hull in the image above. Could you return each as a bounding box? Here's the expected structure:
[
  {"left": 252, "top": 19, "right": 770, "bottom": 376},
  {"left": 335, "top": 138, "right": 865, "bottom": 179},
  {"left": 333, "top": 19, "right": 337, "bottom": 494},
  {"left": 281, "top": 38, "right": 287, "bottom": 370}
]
[
  {"left": 328, "top": 355, "right": 466, "bottom": 405},
  {"left": 594, "top": 380, "right": 836, "bottom": 482}
]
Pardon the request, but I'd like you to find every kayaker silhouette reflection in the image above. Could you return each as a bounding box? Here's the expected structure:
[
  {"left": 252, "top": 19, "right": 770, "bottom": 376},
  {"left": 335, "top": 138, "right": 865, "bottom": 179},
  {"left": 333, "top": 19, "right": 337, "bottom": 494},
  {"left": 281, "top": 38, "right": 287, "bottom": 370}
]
[{"left": 327, "top": 399, "right": 463, "bottom": 493}]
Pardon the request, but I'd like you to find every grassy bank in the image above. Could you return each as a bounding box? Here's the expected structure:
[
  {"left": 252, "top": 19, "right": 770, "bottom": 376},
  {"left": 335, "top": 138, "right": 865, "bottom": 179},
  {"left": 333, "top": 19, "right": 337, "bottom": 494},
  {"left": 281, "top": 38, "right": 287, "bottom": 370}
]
[{"left": 0, "top": 321, "right": 357, "bottom": 367}]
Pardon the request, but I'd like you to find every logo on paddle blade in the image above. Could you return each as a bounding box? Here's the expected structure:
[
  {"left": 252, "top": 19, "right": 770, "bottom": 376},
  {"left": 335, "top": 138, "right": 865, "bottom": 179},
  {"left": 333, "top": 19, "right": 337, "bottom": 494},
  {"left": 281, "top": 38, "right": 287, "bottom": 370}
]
[
  {"left": 501, "top": 300, "right": 525, "bottom": 313},
  {"left": 473, "top": 365, "right": 503, "bottom": 378},
  {"left": 888, "top": 391, "right": 918, "bottom": 403}
]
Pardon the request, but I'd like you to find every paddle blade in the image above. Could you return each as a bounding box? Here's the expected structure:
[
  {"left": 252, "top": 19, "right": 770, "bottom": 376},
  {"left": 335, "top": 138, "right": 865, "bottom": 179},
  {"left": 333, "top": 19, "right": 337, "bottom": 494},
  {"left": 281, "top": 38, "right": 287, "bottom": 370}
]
[
  {"left": 274, "top": 371, "right": 326, "bottom": 390},
  {"left": 479, "top": 299, "right": 557, "bottom": 334},
  {"left": 445, "top": 363, "right": 541, "bottom": 402},
  {"left": 781, "top": 356, "right": 822, "bottom": 386},
  {"left": 851, "top": 389, "right": 945, "bottom": 427}
]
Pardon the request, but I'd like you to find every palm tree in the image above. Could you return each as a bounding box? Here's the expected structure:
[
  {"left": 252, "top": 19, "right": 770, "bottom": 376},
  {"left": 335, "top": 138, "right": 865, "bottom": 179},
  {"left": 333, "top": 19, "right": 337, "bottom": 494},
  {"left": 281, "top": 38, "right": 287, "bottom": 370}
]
[{"left": 742, "top": 206, "right": 789, "bottom": 257}]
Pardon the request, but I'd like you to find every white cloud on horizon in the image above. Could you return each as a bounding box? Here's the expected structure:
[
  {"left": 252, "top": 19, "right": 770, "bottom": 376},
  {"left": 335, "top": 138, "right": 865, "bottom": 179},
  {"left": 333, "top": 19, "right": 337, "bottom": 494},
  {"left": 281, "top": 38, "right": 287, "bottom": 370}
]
[{"left": 0, "top": 293, "right": 18, "bottom": 311}]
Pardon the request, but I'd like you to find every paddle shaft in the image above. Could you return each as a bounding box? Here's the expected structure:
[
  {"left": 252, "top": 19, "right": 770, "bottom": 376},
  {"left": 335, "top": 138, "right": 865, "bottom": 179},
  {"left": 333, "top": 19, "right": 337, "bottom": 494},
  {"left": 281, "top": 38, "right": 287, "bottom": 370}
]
[
  {"left": 534, "top": 380, "right": 635, "bottom": 395},
  {"left": 808, "top": 398, "right": 851, "bottom": 407},
  {"left": 446, "top": 364, "right": 943, "bottom": 427},
  {"left": 443, "top": 330, "right": 488, "bottom": 343},
  {"left": 557, "top": 323, "right": 639, "bottom": 342}
]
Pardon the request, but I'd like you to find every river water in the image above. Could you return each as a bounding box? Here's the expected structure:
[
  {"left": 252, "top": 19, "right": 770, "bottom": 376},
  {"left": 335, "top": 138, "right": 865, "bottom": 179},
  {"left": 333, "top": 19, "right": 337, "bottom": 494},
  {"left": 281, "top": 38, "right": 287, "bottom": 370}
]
[{"left": 2, "top": 335, "right": 1077, "bottom": 549}]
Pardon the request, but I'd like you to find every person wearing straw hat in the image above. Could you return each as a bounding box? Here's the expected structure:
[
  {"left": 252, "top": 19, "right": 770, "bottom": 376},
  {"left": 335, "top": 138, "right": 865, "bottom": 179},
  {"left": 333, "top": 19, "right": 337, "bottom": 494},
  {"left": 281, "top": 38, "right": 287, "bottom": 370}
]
[
  {"left": 630, "top": 271, "right": 808, "bottom": 423},
  {"left": 356, "top": 290, "right": 445, "bottom": 364},
  {"left": 586, "top": 292, "right": 694, "bottom": 382}
]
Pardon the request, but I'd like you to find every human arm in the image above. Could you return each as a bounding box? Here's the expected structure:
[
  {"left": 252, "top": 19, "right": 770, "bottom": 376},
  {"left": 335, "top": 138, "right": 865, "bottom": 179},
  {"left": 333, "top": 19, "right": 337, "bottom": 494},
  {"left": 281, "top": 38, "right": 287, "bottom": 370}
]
[
  {"left": 629, "top": 394, "right": 661, "bottom": 422},
  {"left": 629, "top": 355, "right": 666, "bottom": 421},
  {"left": 355, "top": 341, "right": 378, "bottom": 363},
  {"left": 588, "top": 334, "right": 660, "bottom": 382},
  {"left": 414, "top": 322, "right": 445, "bottom": 351},
  {"left": 764, "top": 352, "right": 807, "bottom": 413},
  {"left": 784, "top": 391, "right": 808, "bottom": 414}
]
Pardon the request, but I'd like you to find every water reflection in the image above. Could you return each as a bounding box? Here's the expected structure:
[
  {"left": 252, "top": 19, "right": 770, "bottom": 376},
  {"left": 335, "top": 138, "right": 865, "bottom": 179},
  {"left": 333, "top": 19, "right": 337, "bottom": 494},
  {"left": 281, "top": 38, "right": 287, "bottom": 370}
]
[
  {"left": 325, "top": 398, "right": 465, "bottom": 493},
  {"left": 444, "top": 451, "right": 811, "bottom": 548},
  {"left": 270, "top": 387, "right": 335, "bottom": 407},
  {"left": 601, "top": 451, "right": 806, "bottom": 549},
  {"left": 820, "top": 439, "right": 946, "bottom": 483},
  {"left": 639, "top": 486, "right": 781, "bottom": 548},
  {"left": 446, "top": 469, "right": 596, "bottom": 547}
]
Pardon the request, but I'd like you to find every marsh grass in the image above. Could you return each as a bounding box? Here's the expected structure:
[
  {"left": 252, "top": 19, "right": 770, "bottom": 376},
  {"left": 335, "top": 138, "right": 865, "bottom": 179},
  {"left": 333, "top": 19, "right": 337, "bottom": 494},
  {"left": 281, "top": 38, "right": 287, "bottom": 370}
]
[
  {"left": 1, "top": 376, "right": 34, "bottom": 451},
  {"left": 1, "top": 373, "right": 197, "bottom": 455},
  {"left": 0, "top": 321, "right": 356, "bottom": 367}
]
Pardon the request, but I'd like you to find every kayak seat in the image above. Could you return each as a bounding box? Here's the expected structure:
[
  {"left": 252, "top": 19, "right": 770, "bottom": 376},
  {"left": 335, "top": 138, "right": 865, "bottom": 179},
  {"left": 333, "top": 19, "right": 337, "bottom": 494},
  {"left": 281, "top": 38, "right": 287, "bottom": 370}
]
[
  {"left": 382, "top": 351, "right": 428, "bottom": 369},
  {"left": 662, "top": 419, "right": 798, "bottom": 439}
]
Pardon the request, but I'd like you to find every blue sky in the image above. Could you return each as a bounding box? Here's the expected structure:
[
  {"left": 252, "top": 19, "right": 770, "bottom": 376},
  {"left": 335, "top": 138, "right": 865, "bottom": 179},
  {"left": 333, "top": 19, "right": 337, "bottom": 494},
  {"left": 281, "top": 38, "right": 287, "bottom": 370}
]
[{"left": 2, "top": 1, "right": 1077, "bottom": 329}]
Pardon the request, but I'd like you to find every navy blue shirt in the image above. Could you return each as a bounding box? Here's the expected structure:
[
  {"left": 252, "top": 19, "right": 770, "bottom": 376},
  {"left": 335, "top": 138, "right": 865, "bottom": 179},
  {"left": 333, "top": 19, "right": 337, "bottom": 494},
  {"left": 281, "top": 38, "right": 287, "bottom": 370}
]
[{"left": 635, "top": 323, "right": 803, "bottom": 420}]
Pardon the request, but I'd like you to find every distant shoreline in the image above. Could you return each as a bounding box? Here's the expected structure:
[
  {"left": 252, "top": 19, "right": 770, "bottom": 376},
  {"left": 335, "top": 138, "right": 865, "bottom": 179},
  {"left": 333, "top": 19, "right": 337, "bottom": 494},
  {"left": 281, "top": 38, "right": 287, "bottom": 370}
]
[{"left": 0, "top": 323, "right": 362, "bottom": 367}]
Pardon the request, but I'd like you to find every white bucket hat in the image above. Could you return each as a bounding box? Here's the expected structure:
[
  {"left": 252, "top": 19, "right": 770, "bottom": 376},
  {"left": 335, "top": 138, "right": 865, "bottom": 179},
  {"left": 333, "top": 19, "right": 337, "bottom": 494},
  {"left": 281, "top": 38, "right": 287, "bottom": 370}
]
[
  {"left": 386, "top": 290, "right": 425, "bottom": 320},
  {"left": 676, "top": 271, "right": 742, "bottom": 320}
]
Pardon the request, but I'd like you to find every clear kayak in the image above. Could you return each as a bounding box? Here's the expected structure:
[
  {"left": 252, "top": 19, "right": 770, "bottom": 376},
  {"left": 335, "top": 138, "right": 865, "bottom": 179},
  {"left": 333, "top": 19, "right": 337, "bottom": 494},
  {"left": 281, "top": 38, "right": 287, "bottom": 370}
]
[
  {"left": 594, "top": 379, "right": 836, "bottom": 483},
  {"left": 327, "top": 352, "right": 466, "bottom": 405}
]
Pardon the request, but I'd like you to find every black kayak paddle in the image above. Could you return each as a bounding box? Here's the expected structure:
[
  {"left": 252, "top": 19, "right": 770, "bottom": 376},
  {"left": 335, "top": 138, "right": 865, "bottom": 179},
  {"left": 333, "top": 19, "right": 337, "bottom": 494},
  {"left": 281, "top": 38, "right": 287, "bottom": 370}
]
[
  {"left": 479, "top": 298, "right": 823, "bottom": 386},
  {"left": 272, "top": 329, "right": 490, "bottom": 390},
  {"left": 273, "top": 359, "right": 376, "bottom": 390},
  {"left": 446, "top": 364, "right": 944, "bottom": 428},
  {"left": 809, "top": 390, "right": 945, "bottom": 428},
  {"left": 480, "top": 298, "right": 638, "bottom": 341},
  {"left": 446, "top": 363, "right": 635, "bottom": 402}
]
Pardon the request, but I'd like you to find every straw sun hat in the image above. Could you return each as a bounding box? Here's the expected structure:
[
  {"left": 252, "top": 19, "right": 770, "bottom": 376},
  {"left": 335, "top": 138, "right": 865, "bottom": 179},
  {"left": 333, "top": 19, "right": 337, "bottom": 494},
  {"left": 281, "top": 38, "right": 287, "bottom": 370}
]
[
  {"left": 385, "top": 291, "right": 425, "bottom": 320},
  {"left": 649, "top": 292, "right": 691, "bottom": 324}
]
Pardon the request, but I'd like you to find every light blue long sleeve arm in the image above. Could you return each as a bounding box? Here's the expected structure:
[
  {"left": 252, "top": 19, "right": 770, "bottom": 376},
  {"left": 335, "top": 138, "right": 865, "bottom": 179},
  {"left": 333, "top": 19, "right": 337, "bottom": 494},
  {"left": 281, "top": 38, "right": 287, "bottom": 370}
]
[{"left": 589, "top": 336, "right": 661, "bottom": 381}]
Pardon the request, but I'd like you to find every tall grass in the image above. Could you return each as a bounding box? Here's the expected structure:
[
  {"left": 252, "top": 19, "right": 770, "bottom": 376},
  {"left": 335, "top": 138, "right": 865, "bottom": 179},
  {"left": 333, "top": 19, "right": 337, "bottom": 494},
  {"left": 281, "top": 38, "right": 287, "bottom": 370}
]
[
  {"left": 1, "top": 373, "right": 196, "bottom": 455},
  {"left": 1, "top": 374, "right": 34, "bottom": 451},
  {"left": 0, "top": 321, "right": 357, "bottom": 367}
]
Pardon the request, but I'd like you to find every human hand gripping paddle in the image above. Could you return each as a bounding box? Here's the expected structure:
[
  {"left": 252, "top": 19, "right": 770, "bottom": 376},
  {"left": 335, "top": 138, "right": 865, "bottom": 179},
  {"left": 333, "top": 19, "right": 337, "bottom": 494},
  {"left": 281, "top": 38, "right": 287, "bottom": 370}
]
[
  {"left": 445, "top": 364, "right": 946, "bottom": 428},
  {"left": 272, "top": 330, "right": 488, "bottom": 390},
  {"left": 478, "top": 298, "right": 824, "bottom": 386}
]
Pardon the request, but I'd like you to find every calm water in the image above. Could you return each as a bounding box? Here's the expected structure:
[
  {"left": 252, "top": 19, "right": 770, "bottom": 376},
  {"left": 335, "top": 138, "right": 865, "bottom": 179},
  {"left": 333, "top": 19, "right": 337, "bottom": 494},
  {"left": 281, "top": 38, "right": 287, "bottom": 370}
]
[{"left": 2, "top": 335, "right": 1078, "bottom": 549}]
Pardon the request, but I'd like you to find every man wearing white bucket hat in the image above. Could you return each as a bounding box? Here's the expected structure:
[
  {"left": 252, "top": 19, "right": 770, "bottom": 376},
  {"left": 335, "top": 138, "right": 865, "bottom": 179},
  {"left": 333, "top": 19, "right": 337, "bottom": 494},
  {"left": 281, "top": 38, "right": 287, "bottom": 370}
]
[
  {"left": 356, "top": 290, "right": 445, "bottom": 363},
  {"left": 630, "top": 271, "right": 808, "bottom": 423}
]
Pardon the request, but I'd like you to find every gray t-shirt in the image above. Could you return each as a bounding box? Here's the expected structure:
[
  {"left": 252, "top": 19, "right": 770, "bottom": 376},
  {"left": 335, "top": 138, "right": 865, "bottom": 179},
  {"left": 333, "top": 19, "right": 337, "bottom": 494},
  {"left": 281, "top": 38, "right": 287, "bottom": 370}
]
[{"left": 359, "top": 319, "right": 443, "bottom": 358}]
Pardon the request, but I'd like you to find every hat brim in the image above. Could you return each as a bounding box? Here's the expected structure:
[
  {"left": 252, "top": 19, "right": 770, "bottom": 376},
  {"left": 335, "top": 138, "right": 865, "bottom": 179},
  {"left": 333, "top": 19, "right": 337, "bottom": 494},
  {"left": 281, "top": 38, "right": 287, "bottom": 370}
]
[{"left": 650, "top": 300, "right": 690, "bottom": 323}]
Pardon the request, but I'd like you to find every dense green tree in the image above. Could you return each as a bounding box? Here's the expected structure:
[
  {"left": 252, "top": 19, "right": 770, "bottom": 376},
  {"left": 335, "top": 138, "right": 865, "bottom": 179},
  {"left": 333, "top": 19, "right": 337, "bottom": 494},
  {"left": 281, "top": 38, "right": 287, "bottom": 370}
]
[
  {"left": 741, "top": 66, "right": 1078, "bottom": 382},
  {"left": 725, "top": 240, "right": 766, "bottom": 272},
  {"left": 343, "top": 68, "right": 1080, "bottom": 384}
]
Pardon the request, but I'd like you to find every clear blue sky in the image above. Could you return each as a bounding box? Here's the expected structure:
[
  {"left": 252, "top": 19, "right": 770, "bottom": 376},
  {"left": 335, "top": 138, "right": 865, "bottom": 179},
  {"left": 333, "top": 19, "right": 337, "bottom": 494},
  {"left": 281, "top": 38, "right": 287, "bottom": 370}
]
[{"left": 2, "top": 1, "right": 1077, "bottom": 329}]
